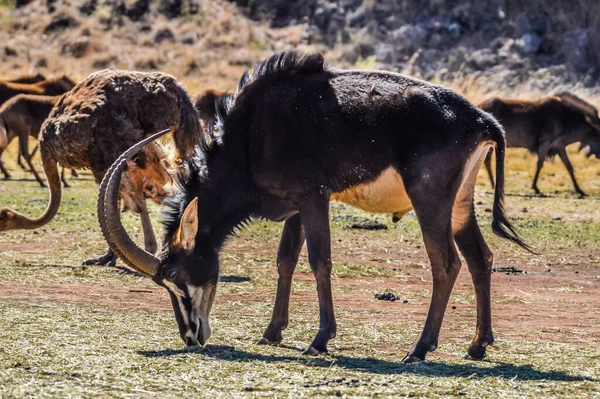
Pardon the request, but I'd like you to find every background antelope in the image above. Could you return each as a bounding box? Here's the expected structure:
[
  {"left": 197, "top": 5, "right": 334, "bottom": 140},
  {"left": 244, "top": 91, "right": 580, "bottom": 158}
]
[{"left": 480, "top": 92, "right": 600, "bottom": 196}]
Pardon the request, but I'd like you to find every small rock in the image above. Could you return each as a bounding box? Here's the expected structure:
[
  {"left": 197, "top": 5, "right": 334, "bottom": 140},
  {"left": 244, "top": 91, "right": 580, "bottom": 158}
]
[
  {"left": 44, "top": 13, "right": 79, "bottom": 34},
  {"left": 4, "top": 47, "right": 17, "bottom": 56},
  {"left": 375, "top": 292, "right": 399, "bottom": 301},
  {"left": 521, "top": 207, "right": 528, "bottom": 213},
  {"left": 69, "top": 37, "right": 90, "bottom": 58},
  {"left": 154, "top": 28, "right": 175, "bottom": 44},
  {"left": 451, "top": 305, "right": 456, "bottom": 309},
  {"left": 402, "top": 299, "right": 408, "bottom": 304},
  {"left": 350, "top": 222, "right": 387, "bottom": 230},
  {"left": 552, "top": 216, "right": 561, "bottom": 221},
  {"left": 35, "top": 58, "right": 48, "bottom": 68}
]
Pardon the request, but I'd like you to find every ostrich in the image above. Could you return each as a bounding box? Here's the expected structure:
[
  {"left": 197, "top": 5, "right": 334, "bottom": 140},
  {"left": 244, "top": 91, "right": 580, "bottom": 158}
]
[{"left": 0, "top": 69, "right": 203, "bottom": 266}]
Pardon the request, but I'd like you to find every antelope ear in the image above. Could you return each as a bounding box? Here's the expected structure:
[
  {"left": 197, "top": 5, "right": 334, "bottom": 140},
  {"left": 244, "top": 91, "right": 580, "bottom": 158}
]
[{"left": 173, "top": 197, "right": 198, "bottom": 252}]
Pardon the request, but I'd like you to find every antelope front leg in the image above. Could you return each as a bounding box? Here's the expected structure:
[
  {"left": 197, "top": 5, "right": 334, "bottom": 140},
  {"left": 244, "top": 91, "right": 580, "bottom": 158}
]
[
  {"left": 298, "top": 196, "right": 336, "bottom": 355},
  {"left": 531, "top": 144, "right": 550, "bottom": 195},
  {"left": 0, "top": 157, "right": 10, "bottom": 179},
  {"left": 557, "top": 148, "right": 586, "bottom": 197},
  {"left": 258, "top": 214, "right": 305, "bottom": 345}
]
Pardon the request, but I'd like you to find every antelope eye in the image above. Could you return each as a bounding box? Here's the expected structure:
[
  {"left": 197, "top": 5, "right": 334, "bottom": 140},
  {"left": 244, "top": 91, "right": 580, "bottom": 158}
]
[{"left": 168, "top": 269, "right": 177, "bottom": 280}]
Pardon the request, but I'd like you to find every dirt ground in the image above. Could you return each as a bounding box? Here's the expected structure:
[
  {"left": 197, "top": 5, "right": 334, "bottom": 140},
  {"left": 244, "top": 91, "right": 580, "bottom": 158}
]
[{"left": 1, "top": 144, "right": 600, "bottom": 397}]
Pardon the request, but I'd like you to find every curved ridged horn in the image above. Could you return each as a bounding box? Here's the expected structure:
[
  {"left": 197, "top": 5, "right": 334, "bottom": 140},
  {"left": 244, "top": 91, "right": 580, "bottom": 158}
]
[{"left": 99, "top": 129, "right": 171, "bottom": 277}]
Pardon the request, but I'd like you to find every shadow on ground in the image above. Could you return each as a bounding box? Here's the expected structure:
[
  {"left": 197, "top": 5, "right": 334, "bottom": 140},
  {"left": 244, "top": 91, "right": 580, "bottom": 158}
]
[{"left": 137, "top": 346, "right": 591, "bottom": 381}]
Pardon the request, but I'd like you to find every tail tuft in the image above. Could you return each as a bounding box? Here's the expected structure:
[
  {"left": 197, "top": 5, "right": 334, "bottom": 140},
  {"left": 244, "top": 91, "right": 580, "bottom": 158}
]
[{"left": 483, "top": 113, "right": 536, "bottom": 254}]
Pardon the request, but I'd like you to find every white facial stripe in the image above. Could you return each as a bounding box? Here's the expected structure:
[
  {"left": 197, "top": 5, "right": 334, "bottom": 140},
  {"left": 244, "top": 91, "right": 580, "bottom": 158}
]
[
  {"left": 163, "top": 279, "right": 186, "bottom": 297},
  {"left": 187, "top": 283, "right": 215, "bottom": 345}
]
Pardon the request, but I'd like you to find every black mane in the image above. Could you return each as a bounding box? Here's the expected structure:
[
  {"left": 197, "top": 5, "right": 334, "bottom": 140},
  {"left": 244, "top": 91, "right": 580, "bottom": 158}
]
[
  {"left": 162, "top": 52, "right": 326, "bottom": 247},
  {"left": 161, "top": 147, "right": 207, "bottom": 242},
  {"left": 215, "top": 51, "right": 326, "bottom": 123}
]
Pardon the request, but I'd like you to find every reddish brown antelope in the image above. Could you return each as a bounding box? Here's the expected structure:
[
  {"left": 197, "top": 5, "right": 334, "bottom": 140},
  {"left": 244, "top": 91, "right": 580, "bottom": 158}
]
[
  {"left": 0, "top": 94, "right": 76, "bottom": 185},
  {"left": 8, "top": 73, "right": 47, "bottom": 84},
  {"left": 0, "top": 76, "right": 75, "bottom": 106},
  {"left": 480, "top": 93, "right": 600, "bottom": 196},
  {"left": 100, "top": 52, "right": 529, "bottom": 363}
]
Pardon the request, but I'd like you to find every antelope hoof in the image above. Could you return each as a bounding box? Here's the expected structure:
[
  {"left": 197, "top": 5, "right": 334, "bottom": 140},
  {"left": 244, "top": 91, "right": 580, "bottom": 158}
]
[
  {"left": 302, "top": 346, "right": 325, "bottom": 356},
  {"left": 257, "top": 337, "right": 276, "bottom": 346},
  {"left": 38, "top": 182, "right": 47, "bottom": 188},
  {"left": 401, "top": 353, "right": 424, "bottom": 364},
  {"left": 258, "top": 330, "right": 283, "bottom": 345},
  {"left": 467, "top": 338, "right": 493, "bottom": 360},
  {"left": 466, "top": 346, "right": 487, "bottom": 360}
]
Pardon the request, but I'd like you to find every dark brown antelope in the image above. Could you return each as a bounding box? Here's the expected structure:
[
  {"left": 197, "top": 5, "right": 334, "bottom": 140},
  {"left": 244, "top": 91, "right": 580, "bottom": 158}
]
[
  {"left": 480, "top": 93, "right": 600, "bottom": 196},
  {"left": 100, "top": 52, "right": 529, "bottom": 363},
  {"left": 0, "top": 94, "right": 80, "bottom": 184},
  {"left": 0, "top": 76, "right": 75, "bottom": 106},
  {"left": 8, "top": 73, "right": 47, "bottom": 84},
  {"left": 0, "top": 69, "right": 202, "bottom": 267}
]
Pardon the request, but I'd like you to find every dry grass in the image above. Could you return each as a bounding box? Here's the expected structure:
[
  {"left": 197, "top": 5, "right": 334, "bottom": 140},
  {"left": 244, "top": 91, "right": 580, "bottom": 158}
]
[
  {"left": 1, "top": 128, "right": 600, "bottom": 397},
  {"left": 0, "top": 1, "right": 600, "bottom": 395}
]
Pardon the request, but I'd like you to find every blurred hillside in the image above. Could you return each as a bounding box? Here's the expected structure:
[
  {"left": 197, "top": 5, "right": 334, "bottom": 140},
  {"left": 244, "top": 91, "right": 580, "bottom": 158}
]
[{"left": 0, "top": 0, "right": 598, "bottom": 102}]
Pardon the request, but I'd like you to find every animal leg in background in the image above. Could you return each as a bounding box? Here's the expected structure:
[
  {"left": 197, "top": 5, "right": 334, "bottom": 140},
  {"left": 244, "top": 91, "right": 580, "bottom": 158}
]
[
  {"left": 19, "top": 127, "right": 46, "bottom": 187},
  {"left": 60, "top": 167, "right": 71, "bottom": 188},
  {"left": 0, "top": 149, "right": 10, "bottom": 179},
  {"left": 0, "top": 120, "right": 10, "bottom": 178},
  {"left": 18, "top": 146, "right": 30, "bottom": 172},
  {"left": 531, "top": 143, "right": 551, "bottom": 195},
  {"left": 298, "top": 195, "right": 336, "bottom": 355},
  {"left": 258, "top": 214, "right": 305, "bottom": 345},
  {"left": 557, "top": 148, "right": 586, "bottom": 197},
  {"left": 26, "top": 144, "right": 79, "bottom": 180}
]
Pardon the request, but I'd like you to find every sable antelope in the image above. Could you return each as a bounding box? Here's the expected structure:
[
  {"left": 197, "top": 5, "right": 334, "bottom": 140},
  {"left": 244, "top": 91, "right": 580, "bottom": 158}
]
[
  {"left": 0, "top": 76, "right": 75, "bottom": 106},
  {"left": 480, "top": 93, "right": 600, "bottom": 196},
  {"left": 8, "top": 73, "right": 47, "bottom": 84},
  {"left": 193, "top": 89, "right": 408, "bottom": 224},
  {"left": 100, "top": 52, "right": 529, "bottom": 363},
  {"left": 0, "top": 69, "right": 202, "bottom": 267}
]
